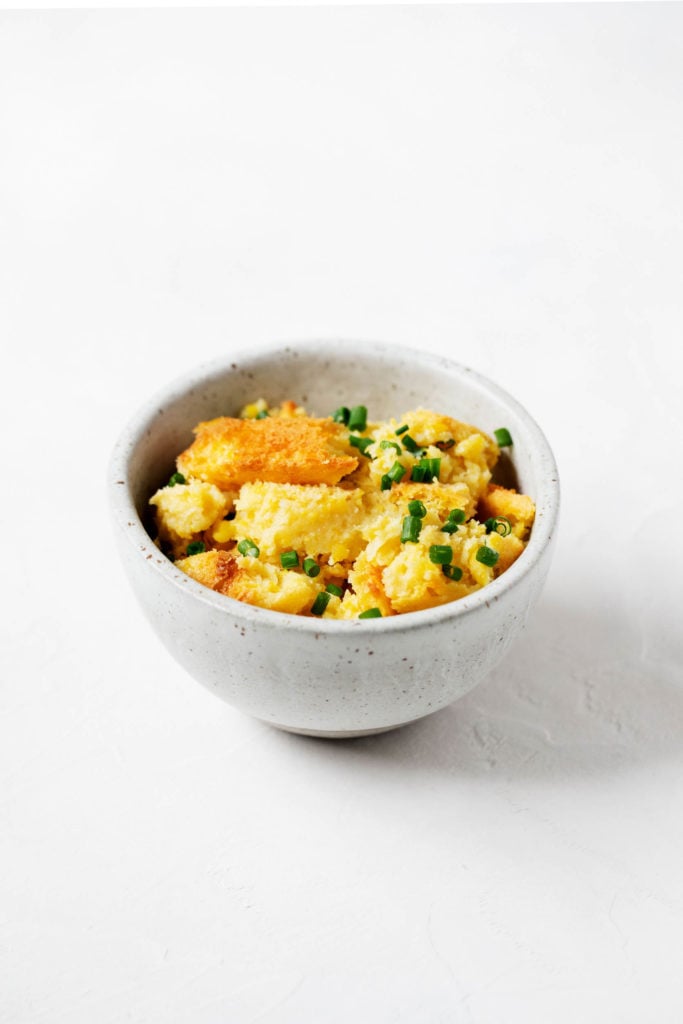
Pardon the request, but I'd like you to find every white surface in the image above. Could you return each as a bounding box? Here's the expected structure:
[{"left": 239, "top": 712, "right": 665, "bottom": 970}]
[{"left": 1, "top": 6, "right": 682, "bottom": 1022}]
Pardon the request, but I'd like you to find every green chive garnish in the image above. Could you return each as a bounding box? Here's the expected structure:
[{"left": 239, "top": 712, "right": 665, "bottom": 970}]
[
  {"left": 401, "top": 515, "right": 422, "bottom": 544},
  {"left": 442, "top": 508, "right": 466, "bottom": 534},
  {"left": 395, "top": 424, "right": 409, "bottom": 436},
  {"left": 419, "top": 457, "right": 441, "bottom": 482},
  {"left": 476, "top": 545, "right": 499, "bottom": 567},
  {"left": 494, "top": 427, "right": 513, "bottom": 447},
  {"left": 349, "top": 434, "right": 374, "bottom": 457},
  {"left": 237, "top": 539, "right": 260, "bottom": 558},
  {"left": 387, "top": 461, "right": 406, "bottom": 484},
  {"left": 484, "top": 516, "right": 512, "bottom": 537},
  {"left": 429, "top": 544, "right": 452, "bottom": 565},
  {"left": 358, "top": 607, "right": 382, "bottom": 619},
  {"left": 408, "top": 499, "right": 427, "bottom": 519},
  {"left": 186, "top": 540, "right": 205, "bottom": 556},
  {"left": 333, "top": 406, "right": 350, "bottom": 425},
  {"left": 280, "top": 550, "right": 299, "bottom": 569},
  {"left": 168, "top": 472, "right": 186, "bottom": 487},
  {"left": 402, "top": 434, "right": 420, "bottom": 453},
  {"left": 348, "top": 405, "right": 368, "bottom": 432},
  {"left": 410, "top": 465, "right": 427, "bottom": 482},
  {"left": 311, "top": 592, "right": 330, "bottom": 616},
  {"left": 325, "top": 583, "right": 343, "bottom": 598},
  {"left": 380, "top": 474, "right": 392, "bottom": 491},
  {"left": 442, "top": 564, "right": 463, "bottom": 581},
  {"left": 380, "top": 440, "right": 402, "bottom": 455},
  {"left": 255, "top": 409, "right": 269, "bottom": 419},
  {"left": 303, "top": 557, "right": 320, "bottom": 578}
]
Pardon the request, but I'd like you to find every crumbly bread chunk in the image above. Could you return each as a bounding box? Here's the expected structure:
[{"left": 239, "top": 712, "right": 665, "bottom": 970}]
[
  {"left": 213, "top": 482, "right": 365, "bottom": 563},
  {"left": 176, "top": 549, "right": 319, "bottom": 614},
  {"left": 177, "top": 416, "right": 358, "bottom": 488},
  {"left": 348, "top": 409, "right": 498, "bottom": 501},
  {"left": 149, "top": 481, "right": 229, "bottom": 540},
  {"left": 477, "top": 483, "right": 536, "bottom": 539}
]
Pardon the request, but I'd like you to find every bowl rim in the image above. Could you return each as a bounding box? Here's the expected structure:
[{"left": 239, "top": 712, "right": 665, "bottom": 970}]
[{"left": 108, "top": 339, "right": 560, "bottom": 634}]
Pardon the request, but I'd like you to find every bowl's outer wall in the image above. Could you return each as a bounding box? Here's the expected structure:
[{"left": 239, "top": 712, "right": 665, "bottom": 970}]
[
  {"left": 116, "top": 526, "right": 554, "bottom": 733},
  {"left": 111, "top": 343, "right": 559, "bottom": 734}
]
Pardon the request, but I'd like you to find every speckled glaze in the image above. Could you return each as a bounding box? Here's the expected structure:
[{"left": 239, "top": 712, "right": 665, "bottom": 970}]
[{"left": 108, "top": 342, "right": 559, "bottom": 737}]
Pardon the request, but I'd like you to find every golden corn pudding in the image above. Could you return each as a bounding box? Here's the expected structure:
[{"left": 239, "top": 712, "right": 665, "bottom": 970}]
[{"left": 150, "top": 400, "right": 535, "bottom": 619}]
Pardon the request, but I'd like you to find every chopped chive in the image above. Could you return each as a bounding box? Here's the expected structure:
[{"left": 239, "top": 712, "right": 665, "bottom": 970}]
[
  {"left": 429, "top": 544, "right": 453, "bottom": 565},
  {"left": 237, "top": 539, "right": 260, "bottom": 558},
  {"left": 401, "top": 515, "right": 422, "bottom": 544},
  {"left": 380, "top": 440, "right": 402, "bottom": 455},
  {"left": 303, "top": 557, "right": 320, "bottom": 578},
  {"left": 485, "top": 516, "right": 513, "bottom": 537},
  {"left": 395, "top": 424, "right": 409, "bottom": 436},
  {"left": 186, "top": 540, "right": 205, "bottom": 556},
  {"left": 348, "top": 405, "right": 368, "bottom": 432},
  {"left": 280, "top": 550, "right": 299, "bottom": 569},
  {"left": 410, "top": 465, "right": 427, "bottom": 482},
  {"left": 380, "top": 473, "right": 392, "bottom": 491},
  {"left": 408, "top": 499, "right": 427, "bottom": 518},
  {"left": 402, "top": 434, "right": 420, "bottom": 453},
  {"left": 476, "top": 545, "right": 499, "bottom": 567},
  {"left": 325, "top": 583, "right": 343, "bottom": 598},
  {"left": 311, "top": 592, "right": 331, "bottom": 616},
  {"left": 435, "top": 438, "right": 455, "bottom": 450},
  {"left": 332, "top": 406, "right": 350, "bottom": 425},
  {"left": 349, "top": 434, "right": 374, "bottom": 457},
  {"left": 442, "top": 508, "right": 465, "bottom": 532},
  {"left": 443, "top": 564, "right": 463, "bottom": 581},
  {"left": 168, "top": 472, "right": 186, "bottom": 487},
  {"left": 494, "top": 427, "right": 513, "bottom": 447},
  {"left": 387, "top": 461, "right": 406, "bottom": 484},
  {"left": 416, "top": 457, "right": 441, "bottom": 482},
  {"left": 425, "top": 457, "right": 441, "bottom": 481},
  {"left": 255, "top": 409, "right": 269, "bottom": 419},
  {"left": 359, "top": 607, "right": 382, "bottom": 619}
]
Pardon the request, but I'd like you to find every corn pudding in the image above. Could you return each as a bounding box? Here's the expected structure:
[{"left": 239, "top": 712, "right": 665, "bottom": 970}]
[{"left": 150, "top": 400, "right": 535, "bottom": 618}]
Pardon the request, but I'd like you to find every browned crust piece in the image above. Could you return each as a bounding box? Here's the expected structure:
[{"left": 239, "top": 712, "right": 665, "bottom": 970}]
[
  {"left": 176, "top": 549, "right": 239, "bottom": 594},
  {"left": 477, "top": 483, "right": 536, "bottom": 537},
  {"left": 354, "top": 562, "right": 394, "bottom": 618},
  {"left": 177, "top": 416, "right": 359, "bottom": 488},
  {"left": 178, "top": 548, "right": 294, "bottom": 609}
]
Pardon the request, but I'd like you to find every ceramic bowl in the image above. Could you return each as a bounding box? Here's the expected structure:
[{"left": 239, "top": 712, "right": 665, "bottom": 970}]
[{"left": 108, "top": 342, "right": 559, "bottom": 737}]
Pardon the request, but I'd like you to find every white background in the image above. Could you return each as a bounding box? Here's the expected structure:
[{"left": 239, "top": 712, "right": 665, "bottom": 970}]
[{"left": 2, "top": 5, "right": 683, "bottom": 1022}]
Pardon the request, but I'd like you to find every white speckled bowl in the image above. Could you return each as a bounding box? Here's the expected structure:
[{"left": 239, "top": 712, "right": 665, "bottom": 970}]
[{"left": 108, "top": 342, "right": 559, "bottom": 737}]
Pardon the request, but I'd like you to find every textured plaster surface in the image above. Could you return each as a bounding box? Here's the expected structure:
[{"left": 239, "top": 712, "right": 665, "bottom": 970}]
[{"left": 2, "top": 6, "right": 682, "bottom": 1022}]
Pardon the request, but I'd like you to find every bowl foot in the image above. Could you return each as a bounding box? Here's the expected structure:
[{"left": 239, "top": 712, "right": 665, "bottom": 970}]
[{"left": 263, "top": 717, "right": 421, "bottom": 739}]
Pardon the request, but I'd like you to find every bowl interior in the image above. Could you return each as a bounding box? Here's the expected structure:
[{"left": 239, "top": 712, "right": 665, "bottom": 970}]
[{"left": 117, "top": 343, "right": 556, "bottom": 561}]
